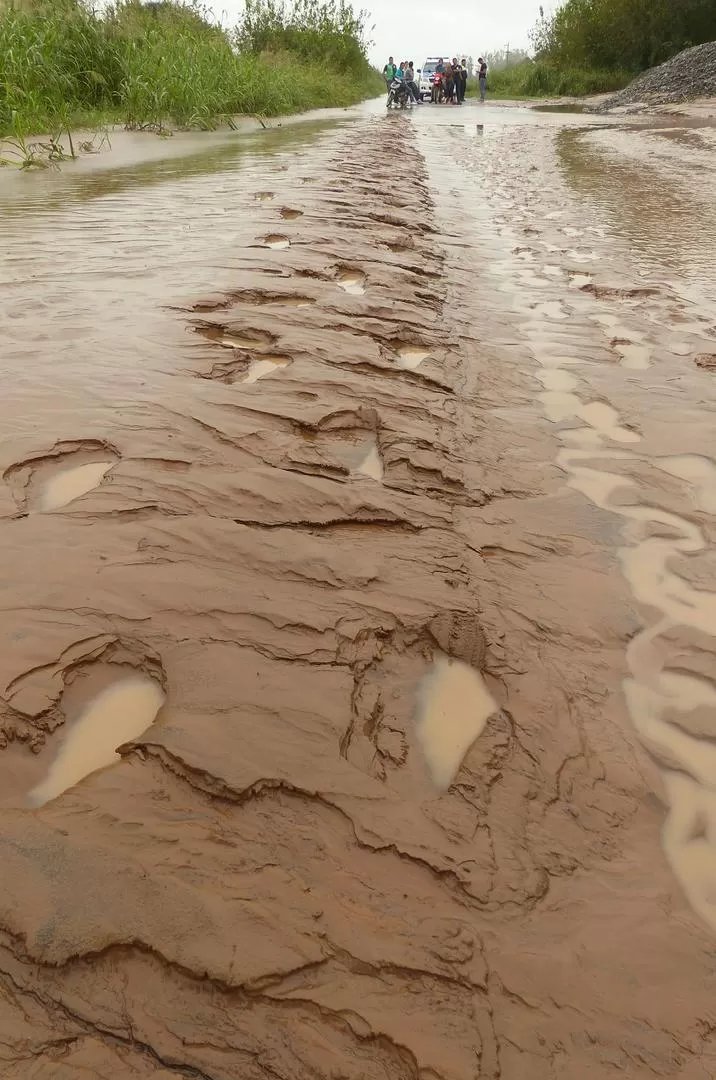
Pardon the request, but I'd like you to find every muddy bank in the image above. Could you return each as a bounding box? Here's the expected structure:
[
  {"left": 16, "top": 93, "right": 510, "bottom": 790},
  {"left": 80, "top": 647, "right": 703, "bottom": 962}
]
[{"left": 1, "top": 104, "right": 716, "bottom": 1077}]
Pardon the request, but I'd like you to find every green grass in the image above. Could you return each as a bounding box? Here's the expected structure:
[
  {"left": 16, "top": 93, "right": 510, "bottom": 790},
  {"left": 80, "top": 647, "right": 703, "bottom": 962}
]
[
  {"left": 0, "top": 0, "right": 384, "bottom": 139},
  {"left": 470, "top": 61, "right": 631, "bottom": 100}
]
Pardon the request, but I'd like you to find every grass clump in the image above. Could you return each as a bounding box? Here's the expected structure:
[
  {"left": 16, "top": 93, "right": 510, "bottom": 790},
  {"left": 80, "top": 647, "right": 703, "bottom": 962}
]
[
  {"left": 472, "top": 60, "right": 631, "bottom": 100},
  {"left": 479, "top": 0, "right": 716, "bottom": 101},
  {"left": 0, "top": 0, "right": 383, "bottom": 138}
]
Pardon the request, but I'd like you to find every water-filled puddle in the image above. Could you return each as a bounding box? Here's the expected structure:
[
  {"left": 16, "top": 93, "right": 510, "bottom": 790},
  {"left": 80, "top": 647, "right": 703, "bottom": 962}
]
[
  {"left": 198, "top": 326, "right": 275, "bottom": 350},
  {"left": 537, "top": 369, "right": 578, "bottom": 393},
  {"left": 541, "top": 389, "right": 640, "bottom": 444},
  {"left": 262, "top": 234, "right": 291, "bottom": 250},
  {"left": 396, "top": 345, "right": 432, "bottom": 370},
  {"left": 657, "top": 454, "right": 716, "bottom": 514},
  {"left": 532, "top": 300, "right": 570, "bottom": 321},
  {"left": 415, "top": 654, "right": 498, "bottom": 790},
  {"left": 336, "top": 268, "right": 366, "bottom": 296},
  {"left": 280, "top": 207, "right": 303, "bottom": 220},
  {"left": 353, "top": 442, "right": 384, "bottom": 482},
  {"left": 243, "top": 355, "right": 291, "bottom": 384},
  {"left": 41, "top": 461, "right": 115, "bottom": 511},
  {"left": 613, "top": 341, "right": 651, "bottom": 370},
  {"left": 29, "top": 675, "right": 165, "bottom": 806},
  {"left": 254, "top": 191, "right": 275, "bottom": 201}
]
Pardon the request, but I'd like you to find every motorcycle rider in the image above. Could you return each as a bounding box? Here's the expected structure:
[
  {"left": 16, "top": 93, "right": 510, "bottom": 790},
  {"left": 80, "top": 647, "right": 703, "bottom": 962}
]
[
  {"left": 383, "top": 55, "right": 396, "bottom": 90},
  {"left": 387, "top": 61, "right": 407, "bottom": 108},
  {"left": 405, "top": 61, "right": 422, "bottom": 104}
]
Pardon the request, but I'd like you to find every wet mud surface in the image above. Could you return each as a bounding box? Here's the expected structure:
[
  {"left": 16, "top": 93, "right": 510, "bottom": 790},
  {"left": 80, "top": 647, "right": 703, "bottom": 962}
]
[{"left": 1, "top": 103, "right": 716, "bottom": 1077}]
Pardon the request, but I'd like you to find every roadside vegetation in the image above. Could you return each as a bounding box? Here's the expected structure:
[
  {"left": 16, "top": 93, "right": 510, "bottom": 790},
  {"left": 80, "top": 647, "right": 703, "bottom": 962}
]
[
  {"left": 0, "top": 0, "right": 384, "bottom": 139},
  {"left": 478, "top": 0, "right": 716, "bottom": 100}
]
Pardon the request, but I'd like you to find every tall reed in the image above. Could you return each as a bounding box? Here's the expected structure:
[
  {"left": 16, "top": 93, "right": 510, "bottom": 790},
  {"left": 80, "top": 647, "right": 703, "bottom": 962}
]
[{"left": 0, "top": 0, "right": 383, "bottom": 137}]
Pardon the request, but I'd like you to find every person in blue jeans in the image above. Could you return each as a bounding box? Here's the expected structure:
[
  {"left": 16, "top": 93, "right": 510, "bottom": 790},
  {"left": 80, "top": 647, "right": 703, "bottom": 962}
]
[
  {"left": 405, "top": 62, "right": 423, "bottom": 104},
  {"left": 478, "top": 57, "right": 488, "bottom": 102}
]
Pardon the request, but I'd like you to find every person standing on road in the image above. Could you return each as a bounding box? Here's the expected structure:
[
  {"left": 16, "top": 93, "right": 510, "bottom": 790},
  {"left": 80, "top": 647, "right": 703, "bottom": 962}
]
[
  {"left": 406, "top": 61, "right": 422, "bottom": 104},
  {"left": 451, "top": 59, "right": 461, "bottom": 103},
  {"left": 459, "top": 59, "right": 468, "bottom": 103},
  {"left": 444, "top": 60, "right": 455, "bottom": 104},
  {"left": 478, "top": 57, "right": 488, "bottom": 102},
  {"left": 383, "top": 56, "right": 396, "bottom": 90}
]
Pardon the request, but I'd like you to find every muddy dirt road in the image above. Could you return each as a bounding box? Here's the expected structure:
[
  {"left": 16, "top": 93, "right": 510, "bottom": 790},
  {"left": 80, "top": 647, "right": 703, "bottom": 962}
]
[{"left": 1, "top": 101, "right": 716, "bottom": 1078}]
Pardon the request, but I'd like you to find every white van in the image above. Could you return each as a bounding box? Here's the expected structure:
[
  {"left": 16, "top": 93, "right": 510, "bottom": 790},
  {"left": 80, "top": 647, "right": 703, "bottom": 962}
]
[{"left": 417, "top": 57, "right": 451, "bottom": 99}]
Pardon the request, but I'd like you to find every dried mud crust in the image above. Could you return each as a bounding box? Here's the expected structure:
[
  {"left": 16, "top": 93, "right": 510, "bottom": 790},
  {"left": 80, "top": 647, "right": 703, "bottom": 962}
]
[{"left": 1, "top": 116, "right": 715, "bottom": 1080}]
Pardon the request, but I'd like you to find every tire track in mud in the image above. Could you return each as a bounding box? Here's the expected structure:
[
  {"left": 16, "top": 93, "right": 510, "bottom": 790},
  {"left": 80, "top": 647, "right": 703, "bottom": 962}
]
[
  {"left": 0, "top": 118, "right": 514, "bottom": 1080},
  {"left": 441, "top": 117, "right": 716, "bottom": 934},
  {"left": 3, "top": 111, "right": 716, "bottom": 1079}
]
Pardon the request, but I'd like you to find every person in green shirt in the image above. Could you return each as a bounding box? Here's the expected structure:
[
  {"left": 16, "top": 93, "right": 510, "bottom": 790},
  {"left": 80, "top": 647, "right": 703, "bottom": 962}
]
[{"left": 383, "top": 56, "right": 396, "bottom": 89}]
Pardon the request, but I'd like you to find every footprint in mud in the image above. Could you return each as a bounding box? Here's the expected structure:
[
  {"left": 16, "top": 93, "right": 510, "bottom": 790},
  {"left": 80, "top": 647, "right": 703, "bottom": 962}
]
[
  {"left": 567, "top": 249, "right": 598, "bottom": 262},
  {"left": 243, "top": 354, "right": 292, "bottom": 385},
  {"left": 531, "top": 300, "right": 570, "bottom": 321},
  {"left": 353, "top": 442, "right": 384, "bottom": 482},
  {"left": 28, "top": 666, "right": 165, "bottom": 806},
  {"left": 192, "top": 290, "right": 313, "bottom": 313},
  {"left": 194, "top": 325, "right": 277, "bottom": 351},
  {"left": 260, "top": 234, "right": 291, "bottom": 250},
  {"left": 390, "top": 340, "right": 434, "bottom": 371},
  {"left": 254, "top": 191, "right": 275, "bottom": 202},
  {"left": 656, "top": 455, "right": 716, "bottom": 515},
  {"left": 335, "top": 267, "right": 367, "bottom": 296},
  {"left": 4, "top": 440, "right": 120, "bottom": 513},
  {"left": 611, "top": 338, "right": 651, "bottom": 371},
  {"left": 696, "top": 354, "right": 716, "bottom": 371},
  {"left": 416, "top": 653, "right": 498, "bottom": 791},
  {"left": 194, "top": 324, "right": 292, "bottom": 385},
  {"left": 279, "top": 207, "right": 303, "bottom": 220},
  {"left": 569, "top": 271, "right": 594, "bottom": 289},
  {"left": 538, "top": 376, "right": 641, "bottom": 446}
]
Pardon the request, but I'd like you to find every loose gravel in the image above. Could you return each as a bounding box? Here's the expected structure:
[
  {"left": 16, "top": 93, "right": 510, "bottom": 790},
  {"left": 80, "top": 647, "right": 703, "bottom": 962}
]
[{"left": 596, "top": 40, "right": 716, "bottom": 112}]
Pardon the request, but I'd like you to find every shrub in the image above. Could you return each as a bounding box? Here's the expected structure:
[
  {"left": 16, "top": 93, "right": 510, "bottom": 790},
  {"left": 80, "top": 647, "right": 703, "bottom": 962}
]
[{"left": 0, "top": 0, "right": 381, "bottom": 136}]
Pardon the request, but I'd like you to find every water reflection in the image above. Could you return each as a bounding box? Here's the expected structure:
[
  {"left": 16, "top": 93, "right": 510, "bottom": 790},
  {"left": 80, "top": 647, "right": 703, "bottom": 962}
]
[
  {"left": 557, "top": 125, "right": 716, "bottom": 303},
  {"left": 0, "top": 120, "right": 345, "bottom": 218}
]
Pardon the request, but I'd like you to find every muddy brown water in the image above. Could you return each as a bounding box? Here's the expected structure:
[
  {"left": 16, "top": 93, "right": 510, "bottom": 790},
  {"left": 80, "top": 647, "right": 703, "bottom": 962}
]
[{"left": 1, "top": 100, "right": 716, "bottom": 1077}]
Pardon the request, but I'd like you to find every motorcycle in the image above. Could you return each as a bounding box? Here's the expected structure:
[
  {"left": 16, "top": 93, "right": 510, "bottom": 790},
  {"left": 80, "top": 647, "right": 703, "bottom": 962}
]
[
  {"left": 431, "top": 71, "right": 445, "bottom": 104},
  {"left": 387, "top": 77, "right": 411, "bottom": 110}
]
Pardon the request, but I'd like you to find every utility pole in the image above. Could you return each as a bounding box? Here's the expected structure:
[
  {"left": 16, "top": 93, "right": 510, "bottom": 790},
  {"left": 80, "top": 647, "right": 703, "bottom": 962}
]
[{"left": 505, "top": 41, "right": 511, "bottom": 67}]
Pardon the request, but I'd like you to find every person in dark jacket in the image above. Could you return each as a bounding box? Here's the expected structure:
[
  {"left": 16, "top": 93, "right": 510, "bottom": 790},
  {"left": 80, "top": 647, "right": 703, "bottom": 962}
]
[
  {"left": 478, "top": 57, "right": 488, "bottom": 102},
  {"left": 444, "top": 61, "right": 455, "bottom": 104},
  {"left": 458, "top": 59, "right": 468, "bottom": 102}
]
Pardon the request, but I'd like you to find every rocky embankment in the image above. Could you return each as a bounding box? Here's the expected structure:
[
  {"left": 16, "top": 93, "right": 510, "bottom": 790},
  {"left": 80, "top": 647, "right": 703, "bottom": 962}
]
[{"left": 597, "top": 39, "right": 716, "bottom": 111}]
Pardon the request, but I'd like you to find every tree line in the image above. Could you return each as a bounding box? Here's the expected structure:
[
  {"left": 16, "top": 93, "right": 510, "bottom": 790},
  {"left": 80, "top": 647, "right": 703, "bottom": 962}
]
[{"left": 533, "top": 0, "right": 716, "bottom": 73}]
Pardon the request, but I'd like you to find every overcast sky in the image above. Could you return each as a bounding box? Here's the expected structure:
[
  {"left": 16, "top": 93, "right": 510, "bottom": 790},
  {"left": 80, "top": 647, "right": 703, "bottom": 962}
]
[{"left": 208, "top": 1, "right": 542, "bottom": 66}]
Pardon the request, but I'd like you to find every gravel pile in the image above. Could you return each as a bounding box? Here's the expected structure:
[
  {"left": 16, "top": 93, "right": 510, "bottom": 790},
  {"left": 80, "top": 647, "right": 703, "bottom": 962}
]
[{"left": 596, "top": 40, "right": 716, "bottom": 111}]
